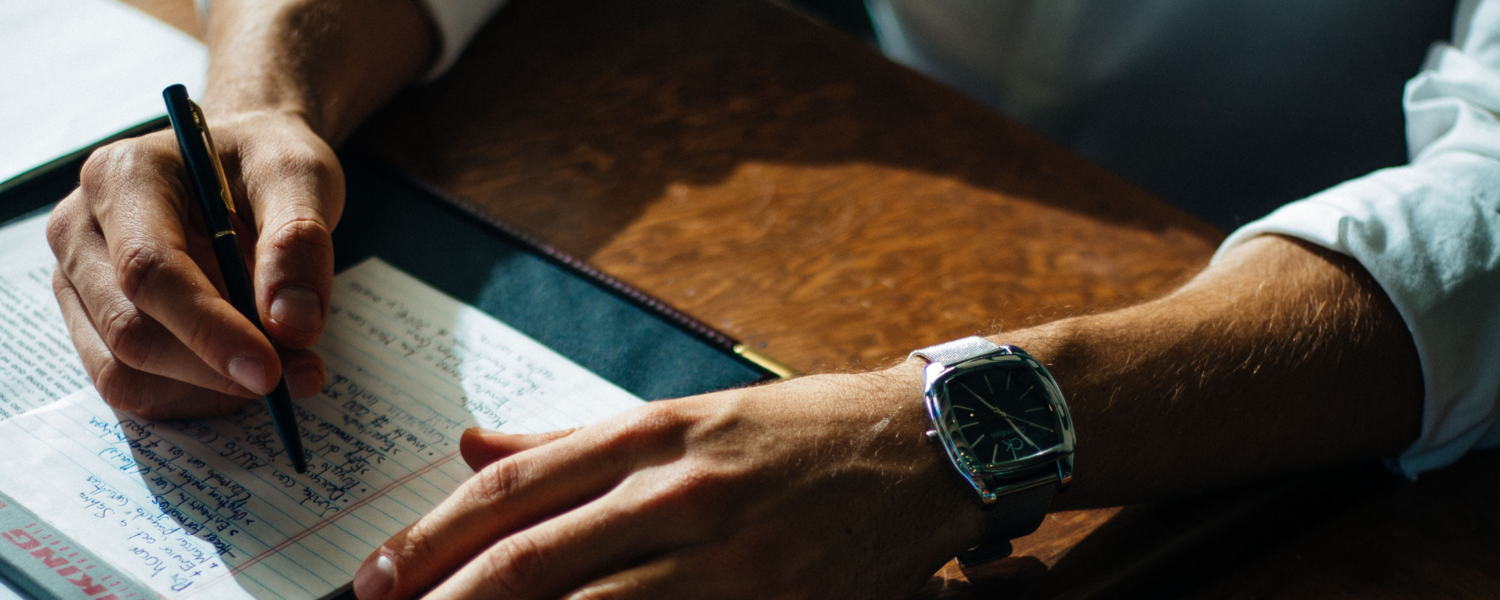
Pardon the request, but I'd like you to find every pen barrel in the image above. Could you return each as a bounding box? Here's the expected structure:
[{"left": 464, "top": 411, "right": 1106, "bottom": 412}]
[
  {"left": 212, "top": 232, "right": 266, "bottom": 332},
  {"left": 212, "top": 231, "right": 307, "bottom": 472},
  {"left": 166, "top": 84, "right": 306, "bottom": 473},
  {"left": 265, "top": 379, "right": 307, "bottom": 472},
  {"left": 162, "top": 85, "right": 237, "bottom": 236}
]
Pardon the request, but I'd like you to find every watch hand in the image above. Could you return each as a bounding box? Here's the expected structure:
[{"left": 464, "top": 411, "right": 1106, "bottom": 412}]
[
  {"left": 995, "top": 411, "right": 1038, "bottom": 449},
  {"left": 963, "top": 384, "right": 1055, "bottom": 433},
  {"left": 992, "top": 411, "right": 1054, "bottom": 433},
  {"left": 960, "top": 384, "right": 1002, "bottom": 413}
]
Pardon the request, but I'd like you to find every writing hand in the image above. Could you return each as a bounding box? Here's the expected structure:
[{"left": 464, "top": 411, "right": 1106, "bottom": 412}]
[
  {"left": 352, "top": 365, "right": 984, "bottom": 599},
  {"left": 47, "top": 110, "right": 339, "bottom": 418}
]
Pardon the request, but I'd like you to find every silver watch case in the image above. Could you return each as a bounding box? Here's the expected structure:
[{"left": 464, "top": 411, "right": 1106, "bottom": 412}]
[{"left": 921, "top": 347, "right": 1076, "bottom": 505}]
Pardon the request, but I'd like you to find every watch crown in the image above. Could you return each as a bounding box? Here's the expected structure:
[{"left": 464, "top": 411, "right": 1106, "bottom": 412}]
[{"left": 924, "top": 430, "right": 940, "bottom": 445}]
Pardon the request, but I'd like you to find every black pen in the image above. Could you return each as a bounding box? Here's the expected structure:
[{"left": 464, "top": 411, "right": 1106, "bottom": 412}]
[{"left": 163, "top": 84, "right": 308, "bottom": 474}]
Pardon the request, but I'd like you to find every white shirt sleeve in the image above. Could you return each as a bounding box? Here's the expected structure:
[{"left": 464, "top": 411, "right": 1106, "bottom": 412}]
[
  {"left": 415, "top": 0, "right": 509, "bottom": 79},
  {"left": 1214, "top": 0, "right": 1500, "bottom": 478}
]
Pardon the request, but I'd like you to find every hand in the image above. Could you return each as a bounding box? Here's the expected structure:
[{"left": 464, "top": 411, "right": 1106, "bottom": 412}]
[
  {"left": 47, "top": 109, "right": 343, "bottom": 418},
  {"left": 351, "top": 365, "right": 985, "bottom": 599}
]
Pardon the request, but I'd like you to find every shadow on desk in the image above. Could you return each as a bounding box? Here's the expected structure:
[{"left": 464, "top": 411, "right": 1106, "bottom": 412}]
[
  {"left": 353, "top": 0, "right": 1221, "bottom": 258},
  {"left": 350, "top": 0, "right": 1225, "bottom": 372},
  {"left": 922, "top": 461, "right": 1399, "bottom": 599}
]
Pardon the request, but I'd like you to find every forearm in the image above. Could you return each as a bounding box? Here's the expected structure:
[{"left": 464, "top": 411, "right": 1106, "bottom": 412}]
[
  {"left": 1000, "top": 234, "right": 1424, "bottom": 509},
  {"left": 339, "top": 236, "right": 1426, "bottom": 598},
  {"left": 200, "top": 0, "right": 436, "bottom": 144}
]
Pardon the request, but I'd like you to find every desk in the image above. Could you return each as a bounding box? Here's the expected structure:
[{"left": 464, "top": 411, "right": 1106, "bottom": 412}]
[{"left": 118, "top": 0, "right": 1500, "bottom": 597}]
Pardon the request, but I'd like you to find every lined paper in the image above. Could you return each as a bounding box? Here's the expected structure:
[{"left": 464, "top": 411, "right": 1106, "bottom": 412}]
[
  {"left": 0, "top": 214, "right": 90, "bottom": 416},
  {"left": 0, "top": 258, "right": 644, "bottom": 599}
]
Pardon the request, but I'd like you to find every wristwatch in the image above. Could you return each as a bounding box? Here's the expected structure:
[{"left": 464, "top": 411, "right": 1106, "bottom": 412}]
[{"left": 912, "top": 336, "right": 1075, "bottom": 566}]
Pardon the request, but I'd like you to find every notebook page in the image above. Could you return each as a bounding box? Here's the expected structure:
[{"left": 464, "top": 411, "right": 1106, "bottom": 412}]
[
  {"left": 0, "top": 257, "right": 644, "bottom": 599},
  {"left": 0, "top": 213, "right": 91, "bottom": 416},
  {"left": 0, "top": 0, "right": 205, "bottom": 185}
]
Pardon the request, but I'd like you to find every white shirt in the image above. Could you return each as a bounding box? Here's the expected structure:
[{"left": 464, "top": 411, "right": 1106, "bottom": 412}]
[
  {"left": 1222, "top": 0, "right": 1500, "bottom": 477},
  {"left": 415, "top": 0, "right": 1500, "bottom": 478}
]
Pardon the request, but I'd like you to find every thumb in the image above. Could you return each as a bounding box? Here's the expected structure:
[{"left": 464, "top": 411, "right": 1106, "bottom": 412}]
[{"left": 245, "top": 145, "right": 344, "bottom": 349}]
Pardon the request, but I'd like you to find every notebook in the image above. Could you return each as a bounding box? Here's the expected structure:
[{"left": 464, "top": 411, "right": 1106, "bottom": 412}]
[
  {"left": 0, "top": 140, "right": 785, "bottom": 600},
  {"left": 0, "top": 257, "right": 646, "bottom": 599}
]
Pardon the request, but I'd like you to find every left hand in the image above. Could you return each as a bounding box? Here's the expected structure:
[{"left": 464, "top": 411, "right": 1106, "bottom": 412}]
[{"left": 351, "top": 364, "right": 984, "bottom": 599}]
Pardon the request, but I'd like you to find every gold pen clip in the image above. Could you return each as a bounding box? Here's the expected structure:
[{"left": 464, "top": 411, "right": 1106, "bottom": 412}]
[{"left": 188, "top": 100, "right": 237, "bottom": 215}]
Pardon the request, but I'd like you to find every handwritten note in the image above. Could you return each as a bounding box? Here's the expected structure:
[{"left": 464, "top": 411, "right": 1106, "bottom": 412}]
[
  {"left": 0, "top": 213, "right": 90, "bottom": 416},
  {"left": 0, "top": 258, "right": 644, "bottom": 599}
]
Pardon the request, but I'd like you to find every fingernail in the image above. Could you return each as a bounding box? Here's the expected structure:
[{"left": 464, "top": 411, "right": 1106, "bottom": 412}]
[
  {"left": 353, "top": 554, "right": 395, "bottom": 600},
  {"left": 228, "top": 357, "right": 269, "bottom": 394},
  {"left": 270, "top": 286, "right": 322, "bottom": 332}
]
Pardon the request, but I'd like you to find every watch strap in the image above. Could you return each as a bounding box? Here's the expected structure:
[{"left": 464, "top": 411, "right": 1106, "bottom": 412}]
[
  {"left": 957, "top": 483, "right": 1054, "bottom": 567},
  {"left": 914, "top": 335, "right": 1056, "bottom": 567},
  {"left": 910, "top": 336, "right": 1002, "bottom": 366}
]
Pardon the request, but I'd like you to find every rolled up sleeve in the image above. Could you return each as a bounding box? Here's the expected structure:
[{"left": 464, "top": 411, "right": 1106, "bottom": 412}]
[{"left": 1214, "top": 0, "right": 1500, "bottom": 478}]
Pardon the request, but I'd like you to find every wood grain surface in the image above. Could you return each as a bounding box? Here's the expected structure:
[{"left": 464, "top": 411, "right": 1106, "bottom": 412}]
[
  {"left": 351, "top": 0, "right": 1222, "bottom": 371},
  {"left": 120, "top": 0, "right": 1500, "bottom": 598}
]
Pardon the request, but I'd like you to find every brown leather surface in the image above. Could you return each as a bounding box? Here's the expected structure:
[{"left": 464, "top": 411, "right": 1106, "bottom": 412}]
[{"left": 122, "top": 0, "right": 1499, "bottom": 597}]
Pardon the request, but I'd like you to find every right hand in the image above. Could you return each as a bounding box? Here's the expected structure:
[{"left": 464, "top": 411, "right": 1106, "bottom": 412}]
[{"left": 48, "top": 109, "right": 344, "bottom": 419}]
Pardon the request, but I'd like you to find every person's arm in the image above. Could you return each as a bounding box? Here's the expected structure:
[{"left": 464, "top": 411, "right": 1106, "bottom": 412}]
[
  {"left": 346, "top": 234, "right": 1423, "bottom": 600},
  {"left": 1216, "top": 0, "right": 1500, "bottom": 479},
  {"left": 1040, "top": 234, "right": 1422, "bottom": 507},
  {"left": 46, "top": 0, "right": 435, "bottom": 418}
]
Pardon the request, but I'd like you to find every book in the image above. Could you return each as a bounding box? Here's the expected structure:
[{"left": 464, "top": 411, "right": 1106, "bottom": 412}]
[
  {"left": 0, "top": 146, "right": 785, "bottom": 600},
  {"left": 0, "top": 257, "right": 648, "bottom": 599},
  {"left": 0, "top": 214, "right": 91, "bottom": 417}
]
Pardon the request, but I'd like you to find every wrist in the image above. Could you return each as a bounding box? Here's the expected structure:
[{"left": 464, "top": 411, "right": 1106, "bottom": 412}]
[
  {"left": 834, "top": 362, "right": 991, "bottom": 558},
  {"left": 196, "top": 89, "right": 320, "bottom": 136},
  {"left": 199, "top": 0, "right": 436, "bottom": 145},
  {"left": 906, "top": 327, "right": 1087, "bottom": 560},
  {"left": 195, "top": 103, "right": 319, "bottom": 137}
]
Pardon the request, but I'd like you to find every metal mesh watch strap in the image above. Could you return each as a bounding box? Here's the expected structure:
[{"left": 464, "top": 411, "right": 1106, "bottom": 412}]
[{"left": 910, "top": 336, "right": 1002, "bottom": 366}]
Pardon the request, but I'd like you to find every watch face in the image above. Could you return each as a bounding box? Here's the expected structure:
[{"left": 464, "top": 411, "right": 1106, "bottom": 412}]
[{"left": 943, "top": 363, "right": 1062, "bottom": 466}]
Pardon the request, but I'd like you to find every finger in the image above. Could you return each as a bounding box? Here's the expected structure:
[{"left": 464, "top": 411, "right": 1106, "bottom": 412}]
[
  {"left": 564, "top": 543, "right": 792, "bottom": 600},
  {"left": 133, "top": 390, "right": 258, "bottom": 420},
  {"left": 561, "top": 554, "right": 695, "bottom": 600},
  {"left": 49, "top": 205, "right": 257, "bottom": 399},
  {"left": 53, "top": 267, "right": 254, "bottom": 417},
  {"left": 459, "top": 428, "right": 579, "bottom": 471},
  {"left": 128, "top": 349, "right": 320, "bottom": 417},
  {"left": 420, "top": 493, "right": 687, "bottom": 600},
  {"left": 352, "top": 425, "right": 649, "bottom": 600},
  {"left": 241, "top": 139, "right": 343, "bottom": 348},
  {"left": 279, "top": 347, "right": 327, "bottom": 399},
  {"left": 83, "top": 137, "right": 283, "bottom": 394}
]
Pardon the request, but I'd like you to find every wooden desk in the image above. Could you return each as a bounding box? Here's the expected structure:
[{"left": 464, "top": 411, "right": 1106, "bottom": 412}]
[{"left": 121, "top": 0, "right": 1500, "bottom": 597}]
